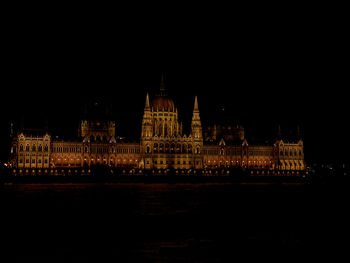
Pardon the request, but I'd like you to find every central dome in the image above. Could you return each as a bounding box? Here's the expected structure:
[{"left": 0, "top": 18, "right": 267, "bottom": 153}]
[{"left": 151, "top": 96, "right": 175, "bottom": 112}]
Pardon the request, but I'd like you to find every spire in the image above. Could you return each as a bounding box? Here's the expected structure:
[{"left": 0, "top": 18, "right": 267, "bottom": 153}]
[
  {"left": 145, "top": 92, "right": 150, "bottom": 108},
  {"left": 159, "top": 72, "right": 167, "bottom": 96},
  {"left": 191, "top": 96, "right": 202, "bottom": 139},
  {"left": 44, "top": 117, "right": 49, "bottom": 133},
  {"left": 194, "top": 96, "right": 199, "bottom": 111},
  {"left": 10, "top": 121, "right": 14, "bottom": 138},
  {"left": 277, "top": 125, "right": 282, "bottom": 139}
]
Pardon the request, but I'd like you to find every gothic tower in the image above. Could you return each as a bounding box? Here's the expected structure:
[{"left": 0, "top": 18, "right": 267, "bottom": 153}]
[
  {"left": 190, "top": 96, "right": 204, "bottom": 169},
  {"left": 140, "top": 74, "right": 203, "bottom": 170},
  {"left": 191, "top": 96, "right": 202, "bottom": 140}
]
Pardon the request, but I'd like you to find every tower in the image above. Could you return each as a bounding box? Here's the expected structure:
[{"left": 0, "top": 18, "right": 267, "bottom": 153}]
[
  {"left": 191, "top": 96, "right": 204, "bottom": 169},
  {"left": 191, "top": 96, "right": 202, "bottom": 140}
]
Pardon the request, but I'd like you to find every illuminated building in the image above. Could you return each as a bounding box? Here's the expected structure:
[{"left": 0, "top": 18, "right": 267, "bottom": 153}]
[{"left": 9, "top": 76, "right": 305, "bottom": 174}]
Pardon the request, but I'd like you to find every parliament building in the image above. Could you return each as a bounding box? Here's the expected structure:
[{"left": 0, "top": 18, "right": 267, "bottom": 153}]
[{"left": 9, "top": 76, "right": 305, "bottom": 175}]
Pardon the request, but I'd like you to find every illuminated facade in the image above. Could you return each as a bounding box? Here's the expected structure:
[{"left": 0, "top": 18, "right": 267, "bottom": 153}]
[{"left": 9, "top": 77, "right": 305, "bottom": 174}]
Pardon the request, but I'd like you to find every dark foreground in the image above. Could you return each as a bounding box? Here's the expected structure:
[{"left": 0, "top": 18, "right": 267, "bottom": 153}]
[{"left": 1, "top": 180, "right": 349, "bottom": 261}]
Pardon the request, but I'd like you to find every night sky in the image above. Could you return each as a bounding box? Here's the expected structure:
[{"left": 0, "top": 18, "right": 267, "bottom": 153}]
[{"left": 1, "top": 11, "right": 348, "bottom": 165}]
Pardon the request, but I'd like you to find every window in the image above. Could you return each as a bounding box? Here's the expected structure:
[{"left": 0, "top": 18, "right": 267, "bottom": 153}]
[
  {"left": 20, "top": 145, "right": 24, "bottom": 151},
  {"left": 26, "top": 145, "right": 30, "bottom": 151},
  {"left": 44, "top": 145, "right": 48, "bottom": 152},
  {"left": 38, "top": 145, "right": 42, "bottom": 152}
]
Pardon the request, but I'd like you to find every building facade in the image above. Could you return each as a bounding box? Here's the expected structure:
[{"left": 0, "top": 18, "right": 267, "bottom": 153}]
[{"left": 9, "top": 78, "right": 305, "bottom": 174}]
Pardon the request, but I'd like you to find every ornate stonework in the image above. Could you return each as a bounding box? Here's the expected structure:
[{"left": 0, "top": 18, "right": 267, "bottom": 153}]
[{"left": 9, "top": 76, "right": 305, "bottom": 173}]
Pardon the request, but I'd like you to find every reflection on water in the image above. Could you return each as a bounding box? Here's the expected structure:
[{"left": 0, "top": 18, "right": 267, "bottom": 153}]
[{"left": 1, "top": 182, "right": 349, "bottom": 261}]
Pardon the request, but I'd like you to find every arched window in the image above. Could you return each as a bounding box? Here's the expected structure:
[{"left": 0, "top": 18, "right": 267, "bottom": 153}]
[
  {"left": 20, "top": 145, "right": 24, "bottom": 152},
  {"left": 26, "top": 144, "right": 30, "bottom": 151},
  {"left": 171, "top": 144, "right": 175, "bottom": 153},
  {"left": 38, "top": 145, "right": 42, "bottom": 152},
  {"left": 44, "top": 145, "right": 48, "bottom": 152},
  {"left": 195, "top": 146, "right": 200, "bottom": 154},
  {"left": 165, "top": 144, "right": 169, "bottom": 153},
  {"left": 176, "top": 144, "right": 181, "bottom": 153},
  {"left": 160, "top": 144, "right": 164, "bottom": 153},
  {"left": 182, "top": 144, "right": 187, "bottom": 153},
  {"left": 146, "top": 146, "right": 150, "bottom": 154},
  {"left": 154, "top": 143, "right": 158, "bottom": 153},
  {"left": 32, "top": 145, "right": 36, "bottom": 152},
  {"left": 188, "top": 144, "right": 192, "bottom": 154}
]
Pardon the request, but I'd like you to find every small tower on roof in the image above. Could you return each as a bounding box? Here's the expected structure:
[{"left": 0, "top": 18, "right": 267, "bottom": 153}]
[
  {"left": 191, "top": 96, "right": 203, "bottom": 140},
  {"left": 159, "top": 72, "right": 167, "bottom": 97}
]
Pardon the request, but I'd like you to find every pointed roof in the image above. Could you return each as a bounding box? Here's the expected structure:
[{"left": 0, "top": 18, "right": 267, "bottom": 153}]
[
  {"left": 145, "top": 92, "right": 150, "bottom": 108},
  {"left": 194, "top": 96, "right": 199, "bottom": 111},
  {"left": 151, "top": 73, "right": 175, "bottom": 112},
  {"left": 277, "top": 125, "right": 282, "bottom": 138},
  {"left": 159, "top": 72, "right": 167, "bottom": 96}
]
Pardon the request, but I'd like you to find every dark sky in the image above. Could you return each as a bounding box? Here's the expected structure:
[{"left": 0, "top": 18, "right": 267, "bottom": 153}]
[{"left": 1, "top": 10, "right": 348, "bottom": 164}]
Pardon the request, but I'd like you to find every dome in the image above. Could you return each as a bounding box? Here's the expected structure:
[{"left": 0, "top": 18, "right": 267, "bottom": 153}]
[{"left": 151, "top": 96, "right": 175, "bottom": 112}]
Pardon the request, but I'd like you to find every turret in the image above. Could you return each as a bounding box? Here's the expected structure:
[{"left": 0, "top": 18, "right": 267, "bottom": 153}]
[
  {"left": 141, "top": 92, "right": 153, "bottom": 139},
  {"left": 191, "top": 96, "right": 202, "bottom": 140}
]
